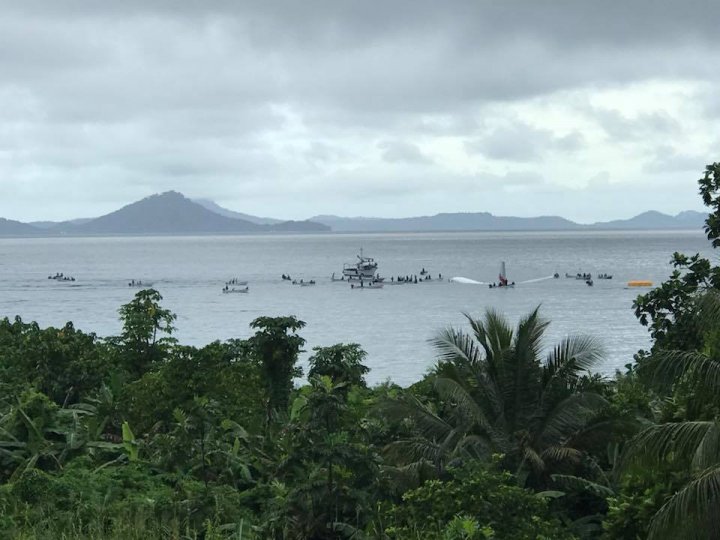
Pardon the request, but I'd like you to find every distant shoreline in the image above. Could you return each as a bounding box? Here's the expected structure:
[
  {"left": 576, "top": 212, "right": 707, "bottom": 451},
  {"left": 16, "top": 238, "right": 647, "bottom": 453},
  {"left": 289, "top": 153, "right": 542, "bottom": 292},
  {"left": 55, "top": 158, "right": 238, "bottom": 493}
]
[{"left": 0, "top": 227, "right": 706, "bottom": 240}]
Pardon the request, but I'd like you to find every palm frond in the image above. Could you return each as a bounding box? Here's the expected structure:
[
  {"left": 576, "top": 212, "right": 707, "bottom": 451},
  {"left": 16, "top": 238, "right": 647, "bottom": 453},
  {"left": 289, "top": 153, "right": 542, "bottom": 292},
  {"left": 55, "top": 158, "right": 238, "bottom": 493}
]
[
  {"left": 431, "top": 327, "right": 482, "bottom": 367},
  {"left": 536, "top": 393, "right": 608, "bottom": 449},
  {"left": 649, "top": 466, "right": 720, "bottom": 540},
  {"left": 623, "top": 421, "right": 715, "bottom": 470},
  {"left": 691, "top": 421, "right": 720, "bottom": 471},
  {"left": 514, "top": 307, "right": 549, "bottom": 365},
  {"left": 466, "top": 309, "right": 513, "bottom": 365},
  {"left": 543, "top": 335, "right": 605, "bottom": 388},
  {"left": 540, "top": 445, "right": 583, "bottom": 465},
  {"left": 433, "top": 377, "right": 495, "bottom": 436},
  {"left": 638, "top": 350, "right": 720, "bottom": 393},
  {"left": 383, "top": 439, "right": 443, "bottom": 467},
  {"left": 551, "top": 473, "right": 615, "bottom": 498},
  {"left": 380, "top": 459, "right": 437, "bottom": 493},
  {"left": 521, "top": 446, "right": 545, "bottom": 475},
  {"left": 381, "top": 394, "right": 454, "bottom": 443}
]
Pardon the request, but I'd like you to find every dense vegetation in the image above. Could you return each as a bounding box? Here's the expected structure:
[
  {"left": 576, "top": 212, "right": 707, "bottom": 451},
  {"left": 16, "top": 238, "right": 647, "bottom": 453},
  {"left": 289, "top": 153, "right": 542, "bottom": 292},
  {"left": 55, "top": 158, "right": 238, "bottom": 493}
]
[{"left": 1, "top": 163, "right": 719, "bottom": 539}]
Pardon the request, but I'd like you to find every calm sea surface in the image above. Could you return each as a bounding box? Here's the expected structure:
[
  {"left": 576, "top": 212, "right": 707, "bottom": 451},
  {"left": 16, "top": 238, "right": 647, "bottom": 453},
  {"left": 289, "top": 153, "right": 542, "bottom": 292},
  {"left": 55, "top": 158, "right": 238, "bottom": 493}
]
[{"left": 0, "top": 231, "right": 712, "bottom": 385}]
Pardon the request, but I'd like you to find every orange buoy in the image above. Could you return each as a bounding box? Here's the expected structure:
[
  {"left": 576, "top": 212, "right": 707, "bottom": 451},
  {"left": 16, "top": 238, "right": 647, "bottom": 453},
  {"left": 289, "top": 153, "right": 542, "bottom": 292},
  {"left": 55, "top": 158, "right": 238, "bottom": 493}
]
[{"left": 627, "top": 280, "right": 653, "bottom": 287}]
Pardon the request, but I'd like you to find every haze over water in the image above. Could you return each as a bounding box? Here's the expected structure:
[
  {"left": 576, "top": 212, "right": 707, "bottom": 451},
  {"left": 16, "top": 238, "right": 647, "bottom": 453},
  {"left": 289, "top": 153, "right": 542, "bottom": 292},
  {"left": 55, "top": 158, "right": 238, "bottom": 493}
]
[{"left": 0, "top": 230, "right": 710, "bottom": 385}]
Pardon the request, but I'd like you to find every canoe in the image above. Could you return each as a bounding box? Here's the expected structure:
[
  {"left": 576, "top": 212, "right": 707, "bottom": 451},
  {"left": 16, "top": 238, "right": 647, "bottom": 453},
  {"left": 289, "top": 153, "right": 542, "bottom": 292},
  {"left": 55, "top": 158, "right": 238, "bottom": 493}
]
[{"left": 627, "top": 280, "right": 653, "bottom": 287}]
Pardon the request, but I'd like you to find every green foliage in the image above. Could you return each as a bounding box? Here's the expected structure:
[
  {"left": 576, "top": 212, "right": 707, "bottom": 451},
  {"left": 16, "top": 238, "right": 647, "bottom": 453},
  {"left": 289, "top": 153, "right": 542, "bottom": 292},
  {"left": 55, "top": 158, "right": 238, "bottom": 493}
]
[
  {"left": 382, "top": 463, "right": 574, "bottom": 539},
  {"left": 0, "top": 317, "right": 108, "bottom": 406},
  {"left": 0, "top": 462, "right": 256, "bottom": 539},
  {"left": 123, "top": 340, "right": 264, "bottom": 434},
  {"left": 633, "top": 163, "right": 720, "bottom": 352},
  {"left": 308, "top": 343, "right": 370, "bottom": 388},
  {"left": 248, "top": 316, "right": 306, "bottom": 427},
  {"left": 0, "top": 274, "right": 694, "bottom": 538},
  {"left": 384, "top": 308, "right": 615, "bottom": 489},
  {"left": 116, "top": 289, "right": 177, "bottom": 378},
  {"left": 700, "top": 162, "right": 720, "bottom": 247},
  {"left": 602, "top": 473, "right": 678, "bottom": 540}
]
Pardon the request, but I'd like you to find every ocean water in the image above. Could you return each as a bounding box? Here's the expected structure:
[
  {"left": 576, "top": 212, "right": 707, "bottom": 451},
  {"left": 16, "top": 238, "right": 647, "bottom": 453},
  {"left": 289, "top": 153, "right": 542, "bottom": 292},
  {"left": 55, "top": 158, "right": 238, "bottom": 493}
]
[{"left": 0, "top": 230, "right": 712, "bottom": 385}]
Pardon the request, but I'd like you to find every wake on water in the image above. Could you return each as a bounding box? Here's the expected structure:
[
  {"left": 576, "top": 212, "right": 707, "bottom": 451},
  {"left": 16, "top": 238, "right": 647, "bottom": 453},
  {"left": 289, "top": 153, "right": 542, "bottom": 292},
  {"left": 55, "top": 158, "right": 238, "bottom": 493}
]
[{"left": 450, "top": 275, "right": 555, "bottom": 285}]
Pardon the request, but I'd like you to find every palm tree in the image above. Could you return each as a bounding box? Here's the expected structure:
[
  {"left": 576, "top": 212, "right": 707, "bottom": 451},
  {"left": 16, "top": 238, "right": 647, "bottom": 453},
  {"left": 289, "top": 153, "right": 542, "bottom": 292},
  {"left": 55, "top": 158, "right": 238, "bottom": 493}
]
[
  {"left": 385, "top": 307, "right": 610, "bottom": 487},
  {"left": 623, "top": 291, "right": 720, "bottom": 539}
]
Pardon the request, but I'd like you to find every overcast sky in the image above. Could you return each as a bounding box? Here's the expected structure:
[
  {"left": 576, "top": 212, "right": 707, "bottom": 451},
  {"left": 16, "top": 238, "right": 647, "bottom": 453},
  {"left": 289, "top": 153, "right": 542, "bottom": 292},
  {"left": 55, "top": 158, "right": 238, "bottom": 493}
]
[{"left": 0, "top": 0, "right": 718, "bottom": 222}]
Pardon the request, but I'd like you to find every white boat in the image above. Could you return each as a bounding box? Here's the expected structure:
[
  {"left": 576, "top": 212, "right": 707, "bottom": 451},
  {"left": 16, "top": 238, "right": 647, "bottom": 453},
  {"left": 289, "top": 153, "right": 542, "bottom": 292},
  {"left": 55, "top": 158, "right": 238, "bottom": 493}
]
[
  {"left": 223, "top": 286, "right": 249, "bottom": 294},
  {"left": 342, "top": 249, "right": 378, "bottom": 280}
]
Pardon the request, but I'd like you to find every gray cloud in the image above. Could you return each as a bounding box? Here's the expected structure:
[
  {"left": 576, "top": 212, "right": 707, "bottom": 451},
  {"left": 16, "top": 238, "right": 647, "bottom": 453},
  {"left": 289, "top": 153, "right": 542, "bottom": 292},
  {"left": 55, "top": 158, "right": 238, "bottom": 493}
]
[
  {"left": 378, "top": 141, "right": 433, "bottom": 164},
  {"left": 590, "top": 108, "right": 681, "bottom": 142},
  {"left": 643, "top": 146, "right": 709, "bottom": 174},
  {"left": 465, "top": 122, "right": 585, "bottom": 162},
  {"left": 0, "top": 0, "right": 718, "bottom": 220}
]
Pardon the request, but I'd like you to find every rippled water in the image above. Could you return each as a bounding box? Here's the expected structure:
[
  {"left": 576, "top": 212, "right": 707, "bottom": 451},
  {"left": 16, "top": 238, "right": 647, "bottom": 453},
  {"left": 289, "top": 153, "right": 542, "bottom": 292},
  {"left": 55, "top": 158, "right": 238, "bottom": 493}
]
[{"left": 0, "top": 230, "right": 711, "bottom": 385}]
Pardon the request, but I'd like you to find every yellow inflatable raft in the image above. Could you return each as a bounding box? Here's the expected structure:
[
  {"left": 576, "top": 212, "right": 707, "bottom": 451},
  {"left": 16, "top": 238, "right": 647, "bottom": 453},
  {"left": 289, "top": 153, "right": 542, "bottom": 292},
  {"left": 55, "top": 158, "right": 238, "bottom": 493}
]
[{"left": 627, "top": 280, "right": 653, "bottom": 287}]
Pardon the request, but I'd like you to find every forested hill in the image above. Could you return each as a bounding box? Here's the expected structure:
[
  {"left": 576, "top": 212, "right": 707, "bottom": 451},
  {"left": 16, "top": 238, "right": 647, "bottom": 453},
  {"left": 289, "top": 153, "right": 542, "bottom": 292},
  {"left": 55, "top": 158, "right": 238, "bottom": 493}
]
[
  {"left": 0, "top": 217, "right": 43, "bottom": 236},
  {"left": 0, "top": 192, "right": 330, "bottom": 236},
  {"left": 310, "top": 209, "right": 708, "bottom": 232}
]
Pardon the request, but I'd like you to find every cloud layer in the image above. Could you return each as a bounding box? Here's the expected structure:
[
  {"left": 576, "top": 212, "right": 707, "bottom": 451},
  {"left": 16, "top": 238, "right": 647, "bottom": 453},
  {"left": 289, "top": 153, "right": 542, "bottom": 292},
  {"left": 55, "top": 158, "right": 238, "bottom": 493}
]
[{"left": 0, "top": 0, "right": 718, "bottom": 221}]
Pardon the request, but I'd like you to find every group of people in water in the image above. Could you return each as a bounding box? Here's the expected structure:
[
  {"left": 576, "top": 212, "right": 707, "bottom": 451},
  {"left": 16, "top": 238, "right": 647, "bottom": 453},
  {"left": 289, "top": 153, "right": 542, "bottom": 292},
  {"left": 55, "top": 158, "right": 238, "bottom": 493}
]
[
  {"left": 281, "top": 274, "right": 292, "bottom": 281},
  {"left": 391, "top": 273, "right": 442, "bottom": 284},
  {"left": 291, "top": 279, "right": 316, "bottom": 286},
  {"left": 222, "top": 284, "right": 249, "bottom": 293},
  {"left": 128, "top": 279, "right": 145, "bottom": 287},
  {"left": 48, "top": 273, "right": 75, "bottom": 282},
  {"left": 567, "top": 272, "right": 593, "bottom": 280},
  {"left": 488, "top": 281, "right": 515, "bottom": 288}
]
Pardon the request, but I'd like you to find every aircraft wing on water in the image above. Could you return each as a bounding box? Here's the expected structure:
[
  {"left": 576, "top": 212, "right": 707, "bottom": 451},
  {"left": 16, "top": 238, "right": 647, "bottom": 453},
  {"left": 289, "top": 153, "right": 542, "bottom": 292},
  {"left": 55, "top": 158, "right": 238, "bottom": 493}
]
[
  {"left": 450, "top": 275, "right": 555, "bottom": 285},
  {"left": 518, "top": 275, "right": 555, "bottom": 284},
  {"left": 449, "top": 277, "right": 486, "bottom": 285}
]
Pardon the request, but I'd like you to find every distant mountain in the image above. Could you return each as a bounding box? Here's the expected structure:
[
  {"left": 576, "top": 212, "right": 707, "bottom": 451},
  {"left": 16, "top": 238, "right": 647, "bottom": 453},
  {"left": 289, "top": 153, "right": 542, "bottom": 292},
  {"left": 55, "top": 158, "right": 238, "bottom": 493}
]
[
  {"left": 0, "top": 218, "right": 41, "bottom": 236},
  {"left": 29, "top": 218, "right": 93, "bottom": 229},
  {"left": 48, "top": 192, "right": 330, "bottom": 235},
  {"left": 310, "top": 210, "right": 708, "bottom": 232},
  {"left": 0, "top": 199, "right": 707, "bottom": 237},
  {"left": 310, "top": 212, "right": 579, "bottom": 232},
  {"left": 193, "top": 199, "right": 282, "bottom": 225},
  {"left": 590, "top": 210, "right": 708, "bottom": 230},
  {"left": 56, "top": 191, "right": 261, "bottom": 234}
]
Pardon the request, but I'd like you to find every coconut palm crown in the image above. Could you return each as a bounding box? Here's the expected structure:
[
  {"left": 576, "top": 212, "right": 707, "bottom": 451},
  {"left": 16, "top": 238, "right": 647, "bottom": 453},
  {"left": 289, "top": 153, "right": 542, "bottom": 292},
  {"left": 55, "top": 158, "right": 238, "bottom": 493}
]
[{"left": 385, "top": 307, "right": 610, "bottom": 487}]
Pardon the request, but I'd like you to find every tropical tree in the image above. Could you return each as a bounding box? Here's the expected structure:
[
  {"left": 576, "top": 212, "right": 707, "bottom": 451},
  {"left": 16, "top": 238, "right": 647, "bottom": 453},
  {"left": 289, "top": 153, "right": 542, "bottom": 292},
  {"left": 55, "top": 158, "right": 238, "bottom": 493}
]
[
  {"left": 623, "top": 290, "right": 720, "bottom": 539},
  {"left": 308, "top": 343, "right": 370, "bottom": 389},
  {"left": 115, "top": 288, "right": 177, "bottom": 378},
  {"left": 634, "top": 162, "right": 720, "bottom": 352},
  {"left": 248, "top": 316, "right": 306, "bottom": 427},
  {"left": 385, "top": 307, "right": 611, "bottom": 487}
]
